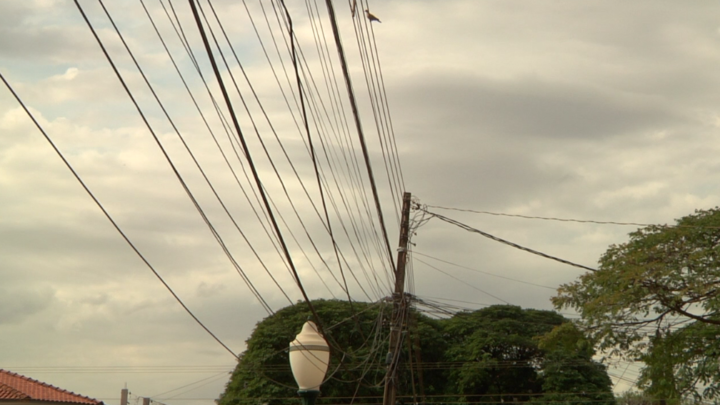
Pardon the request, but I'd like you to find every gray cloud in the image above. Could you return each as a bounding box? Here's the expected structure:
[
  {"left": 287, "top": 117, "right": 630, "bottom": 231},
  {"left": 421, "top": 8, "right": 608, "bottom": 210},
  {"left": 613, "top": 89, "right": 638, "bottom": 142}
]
[
  {"left": 396, "top": 73, "right": 687, "bottom": 141},
  {"left": 3, "top": 0, "right": 720, "bottom": 403},
  {"left": 0, "top": 287, "right": 55, "bottom": 325}
]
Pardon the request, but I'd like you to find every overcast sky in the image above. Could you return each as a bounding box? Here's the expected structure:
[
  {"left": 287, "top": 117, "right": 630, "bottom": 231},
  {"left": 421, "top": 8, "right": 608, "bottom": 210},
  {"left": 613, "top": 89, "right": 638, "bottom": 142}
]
[{"left": 2, "top": 0, "right": 720, "bottom": 404}]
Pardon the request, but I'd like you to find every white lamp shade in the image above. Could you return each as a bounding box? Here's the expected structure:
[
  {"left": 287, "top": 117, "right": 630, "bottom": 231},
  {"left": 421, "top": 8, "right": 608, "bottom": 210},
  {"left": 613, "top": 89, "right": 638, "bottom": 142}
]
[{"left": 289, "top": 321, "right": 330, "bottom": 390}]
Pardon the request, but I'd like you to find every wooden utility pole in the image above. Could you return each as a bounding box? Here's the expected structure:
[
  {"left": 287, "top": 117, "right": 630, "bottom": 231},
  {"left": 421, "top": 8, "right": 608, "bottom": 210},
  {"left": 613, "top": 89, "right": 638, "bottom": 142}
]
[
  {"left": 383, "top": 192, "right": 412, "bottom": 405},
  {"left": 120, "top": 388, "right": 128, "bottom": 405}
]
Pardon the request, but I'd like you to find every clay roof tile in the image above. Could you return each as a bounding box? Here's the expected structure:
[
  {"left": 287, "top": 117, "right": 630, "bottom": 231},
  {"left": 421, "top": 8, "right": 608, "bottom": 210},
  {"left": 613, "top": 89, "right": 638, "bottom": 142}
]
[{"left": 0, "top": 370, "right": 102, "bottom": 405}]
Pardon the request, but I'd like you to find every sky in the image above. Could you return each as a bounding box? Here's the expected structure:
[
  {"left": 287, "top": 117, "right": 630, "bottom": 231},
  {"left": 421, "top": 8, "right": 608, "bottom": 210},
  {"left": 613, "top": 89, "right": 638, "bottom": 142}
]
[{"left": 2, "top": 0, "right": 720, "bottom": 404}]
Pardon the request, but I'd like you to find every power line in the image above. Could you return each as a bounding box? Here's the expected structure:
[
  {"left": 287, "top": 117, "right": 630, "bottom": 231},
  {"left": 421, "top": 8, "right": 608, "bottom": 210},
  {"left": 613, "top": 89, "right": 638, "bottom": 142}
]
[
  {"left": 187, "top": 0, "right": 329, "bottom": 334},
  {"left": 200, "top": 0, "right": 391, "bottom": 302},
  {"left": 292, "top": 0, "right": 370, "bottom": 308},
  {"left": 138, "top": 0, "right": 295, "bottom": 307},
  {"left": 413, "top": 251, "right": 556, "bottom": 290},
  {"left": 0, "top": 68, "right": 239, "bottom": 361},
  {"left": 150, "top": 372, "right": 230, "bottom": 397},
  {"left": 425, "top": 204, "right": 720, "bottom": 230},
  {"left": 411, "top": 295, "right": 583, "bottom": 322},
  {"left": 413, "top": 296, "right": 498, "bottom": 313},
  {"left": 419, "top": 208, "right": 598, "bottom": 273},
  {"left": 286, "top": 0, "right": 395, "bottom": 295},
  {"left": 324, "top": 0, "right": 397, "bottom": 275},
  {"left": 90, "top": 0, "right": 275, "bottom": 314},
  {"left": 194, "top": 0, "right": 344, "bottom": 299},
  {"left": 159, "top": 0, "right": 313, "bottom": 299},
  {"left": 175, "top": 0, "right": 396, "bottom": 310},
  {"left": 247, "top": 0, "right": 392, "bottom": 299},
  {"left": 350, "top": 0, "right": 404, "bottom": 221},
  {"left": 156, "top": 372, "right": 231, "bottom": 400},
  {"left": 359, "top": 0, "right": 404, "bottom": 199},
  {"left": 2, "top": 366, "right": 233, "bottom": 374},
  {"left": 414, "top": 257, "right": 510, "bottom": 304}
]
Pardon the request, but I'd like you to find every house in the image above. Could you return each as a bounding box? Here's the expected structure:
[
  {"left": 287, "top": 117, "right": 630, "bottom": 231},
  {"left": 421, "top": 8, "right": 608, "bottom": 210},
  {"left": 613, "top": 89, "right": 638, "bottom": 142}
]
[{"left": 0, "top": 370, "right": 103, "bottom": 405}]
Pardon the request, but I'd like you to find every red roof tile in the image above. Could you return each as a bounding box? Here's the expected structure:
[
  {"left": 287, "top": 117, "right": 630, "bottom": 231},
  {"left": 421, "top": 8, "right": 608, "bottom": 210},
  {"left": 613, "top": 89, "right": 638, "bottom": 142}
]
[
  {"left": 0, "top": 383, "right": 30, "bottom": 400},
  {"left": 0, "top": 370, "right": 102, "bottom": 405}
]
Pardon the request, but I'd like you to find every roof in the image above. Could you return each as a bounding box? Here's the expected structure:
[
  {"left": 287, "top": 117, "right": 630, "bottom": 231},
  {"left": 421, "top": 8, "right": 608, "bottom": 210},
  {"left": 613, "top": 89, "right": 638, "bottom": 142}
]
[
  {"left": 0, "top": 370, "right": 102, "bottom": 405},
  {"left": 0, "top": 383, "right": 30, "bottom": 400}
]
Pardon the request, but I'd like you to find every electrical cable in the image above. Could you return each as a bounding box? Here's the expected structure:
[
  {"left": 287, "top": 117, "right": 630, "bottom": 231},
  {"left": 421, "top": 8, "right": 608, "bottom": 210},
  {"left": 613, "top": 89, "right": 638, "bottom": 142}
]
[
  {"left": 5, "top": 366, "right": 233, "bottom": 374},
  {"left": 139, "top": 0, "right": 295, "bottom": 306},
  {"left": 301, "top": 0, "right": 388, "bottom": 237},
  {"left": 425, "top": 204, "right": 720, "bottom": 229},
  {"left": 412, "top": 251, "right": 556, "bottom": 290},
  {"left": 420, "top": 208, "right": 598, "bottom": 272},
  {"left": 227, "top": 300, "right": 391, "bottom": 392},
  {"left": 165, "top": 1, "right": 288, "bottom": 260},
  {"left": 150, "top": 371, "right": 230, "bottom": 398},
  {"left": 265, "top": 0, "right": 392, "bottom": 290},
  {"left": 412, "top": 295, "right": 583, "bottom": 321},
  {"left": 158, "top": 372, "right": 230, "bottom": 400},
  {"left": 613, "top": 361, "right": 634, "bottom": 388},
  {"left": 160, "top": 0, "right": 331, "bottom": 298},
  {"left": 90, "top": 0, "right": 274, "bottom": 314},
  {"left": 304, "top": 0, "right": 351, "bottom": 163},
  {"left": 324, "top": 0, "right": 397, "bottom": 275},
  {"left": 187, "top": 0, "right": 327, "bottom": 335},
  {"left": 0, "top": 70, "right": 239, "bottom": 360},
  {"left": 297, "top": 0, "right": 385, "bottom": 290},
  {"left": 414, "top": 257, "right": 511, "bottom": 304},
  {"left": 200, "top": 2, "right": 394, "bottom": 304},
  {"left": 415, "top": 296, "right": 514, "bottom": 312},
  {"left": 357, "top": 10, "right": 403, "bottom": 219},
  {"left": 244, "top": 358, "right": 625, "bottom": 372},
  {"left": 273, "top": 0, "right": 396, "bottom": 300},
  {"left": 247, "top": 0, "right": 392, "bottom": 299},
  {"left": 194, "top": 0, "right": 343, "bottom": 298},
  {"left": 280, "top": 0, "right": 363, "bottom": 321},
  {"left": 200, "top": 0, "right": 377, "bottom": 301},
  {"left": 364, "top": 0, "right": 405, "bottom": 197}
]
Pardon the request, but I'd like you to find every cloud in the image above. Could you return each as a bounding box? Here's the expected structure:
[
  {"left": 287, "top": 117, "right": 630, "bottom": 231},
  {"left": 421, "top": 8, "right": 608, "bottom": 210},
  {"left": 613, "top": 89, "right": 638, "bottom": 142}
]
[
  {"left": 0, "top": 287, "right": 56, "bottom": 325},
  {"left": 396, "top": 73, "right": 686, "bottom": 141},
  {"left": 4, "top": 1, "right": 720, "bottom": 403},
  {"left": 0, "top": 1, "right": 102, "bottom": 64}
]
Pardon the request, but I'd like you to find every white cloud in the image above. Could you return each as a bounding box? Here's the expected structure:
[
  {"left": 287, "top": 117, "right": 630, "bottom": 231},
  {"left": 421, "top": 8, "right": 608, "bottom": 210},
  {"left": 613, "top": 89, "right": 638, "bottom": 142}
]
[{"left": 3, "top": 0, "right": 720, "bottom": 402}]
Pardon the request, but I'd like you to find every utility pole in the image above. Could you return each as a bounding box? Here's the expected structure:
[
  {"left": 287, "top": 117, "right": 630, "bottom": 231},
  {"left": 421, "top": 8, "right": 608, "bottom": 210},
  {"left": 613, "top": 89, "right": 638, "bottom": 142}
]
[
  {"left": 383, "top": 192, "right": 412, "bottom": 405},
  {"left": 120, "top": 388, "right": 128, "bottom": 405}
]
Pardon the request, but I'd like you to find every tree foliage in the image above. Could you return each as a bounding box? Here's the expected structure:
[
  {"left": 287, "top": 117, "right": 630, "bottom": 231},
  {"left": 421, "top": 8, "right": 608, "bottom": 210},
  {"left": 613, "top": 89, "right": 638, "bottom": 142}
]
[
  {"left": 217, "top": 300, "right": 614, "bottom": 405},
  {"left": 217, "top": 300, "right": 431, "bottom": 405},
  {"left": 553, "top": 207, "right": 720, "bottom": 401}
]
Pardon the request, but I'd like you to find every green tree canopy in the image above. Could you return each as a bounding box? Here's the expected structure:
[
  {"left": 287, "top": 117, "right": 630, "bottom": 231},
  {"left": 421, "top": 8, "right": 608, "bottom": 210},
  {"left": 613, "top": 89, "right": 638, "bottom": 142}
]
[
  {"left": 552, "top": 207, "right": 720, "bottom": 401},
  {"left": 217, "top": 300, "right": 614, "bottom": 405},
  {"left": 217, "top": 299, "right": 445, "bottom": 405}
]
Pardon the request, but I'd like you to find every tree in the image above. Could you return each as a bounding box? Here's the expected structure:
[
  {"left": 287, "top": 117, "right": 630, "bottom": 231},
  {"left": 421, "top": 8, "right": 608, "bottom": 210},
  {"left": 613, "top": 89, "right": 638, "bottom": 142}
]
[
  {"left": 442, "top": 306, "right": 560, "bottom": 402},
  {"left": 534, "top": 323, "right": 615, "bottom": 405},
  {"left": 552, "top": 207, "right": 720, "bottom": 401},
  {"left": 217, "top": 299, "right": 446, "bottom": 405},
  {"left": 218, "top": 301, "right": 614, "bottom": 405},
  {"left": 442, "top": 306, "right": 613, "bottom": 405},
  {"left": 615, "top": 390, "right": 659, "bottom": 405}
]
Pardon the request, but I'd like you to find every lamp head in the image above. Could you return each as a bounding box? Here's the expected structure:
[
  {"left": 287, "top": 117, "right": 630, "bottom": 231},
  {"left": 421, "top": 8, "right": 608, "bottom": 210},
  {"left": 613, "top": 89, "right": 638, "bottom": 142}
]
[{"left": 289, "top": 321, "right": 330, "bottom": 391}]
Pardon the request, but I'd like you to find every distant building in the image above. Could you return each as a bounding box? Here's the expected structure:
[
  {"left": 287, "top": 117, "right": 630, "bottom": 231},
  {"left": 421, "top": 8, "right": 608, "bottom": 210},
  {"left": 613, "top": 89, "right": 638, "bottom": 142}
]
[{"left": 0, "top": 370, "right": 103, "bottom": 405}]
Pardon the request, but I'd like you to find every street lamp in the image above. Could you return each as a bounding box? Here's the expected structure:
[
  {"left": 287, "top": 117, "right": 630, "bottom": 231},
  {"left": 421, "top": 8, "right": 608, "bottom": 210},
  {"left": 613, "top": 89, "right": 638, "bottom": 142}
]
[{"left": 289, "top": 321, "right": 330, "bottom": 405}]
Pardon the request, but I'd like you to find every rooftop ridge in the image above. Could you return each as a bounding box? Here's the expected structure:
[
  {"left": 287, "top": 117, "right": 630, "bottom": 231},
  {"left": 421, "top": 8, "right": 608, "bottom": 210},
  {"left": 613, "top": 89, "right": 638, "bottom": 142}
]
[{"left": 0, "top": 370, "right": 102, "bottom": 405}]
